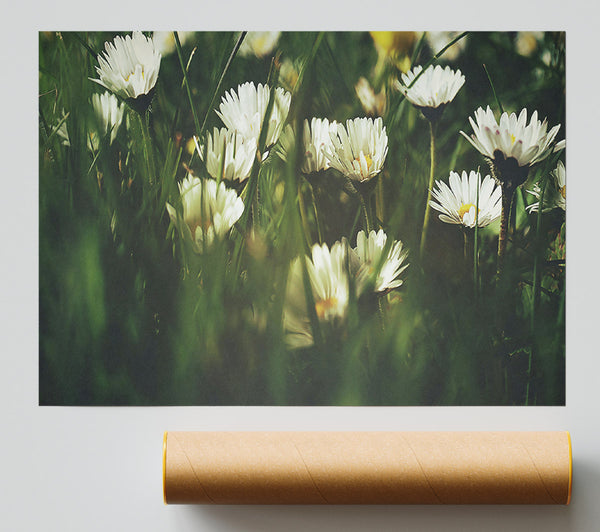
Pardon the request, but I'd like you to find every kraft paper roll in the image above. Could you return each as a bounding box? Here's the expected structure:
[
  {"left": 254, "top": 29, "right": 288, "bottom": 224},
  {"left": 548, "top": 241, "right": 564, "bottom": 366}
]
[{"left": 163, "top": 431, "right": 572, "bottom": 505}]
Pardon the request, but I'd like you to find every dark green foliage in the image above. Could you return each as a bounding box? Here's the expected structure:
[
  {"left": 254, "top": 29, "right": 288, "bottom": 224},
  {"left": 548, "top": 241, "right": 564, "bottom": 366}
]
[{"left": 39, "top": 31, "right": 565, "bottom": 405}]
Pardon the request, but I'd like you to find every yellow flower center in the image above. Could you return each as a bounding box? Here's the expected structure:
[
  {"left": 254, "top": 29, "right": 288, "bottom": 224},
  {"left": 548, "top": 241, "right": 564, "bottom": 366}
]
[
  {"left": 560, "top": 185, "right": 566, "bottom": 199},
  {"left": 510, "top": 134, "right": 516, "bottom": 145},
  {"left": 458, "top": 203, "right": 479, "bottom": 222},
  {"left": 125, "top": 67, "right": 144, "bottom": 82},
  {"left": 355, "top": 154, "right": 373, "bottom": 177},
  {"left": 315, "top": 297, "right": 338, "bottom": 319}
]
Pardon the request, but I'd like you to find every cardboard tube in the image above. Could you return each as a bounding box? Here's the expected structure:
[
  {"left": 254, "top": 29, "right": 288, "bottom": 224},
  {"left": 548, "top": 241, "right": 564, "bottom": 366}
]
[{"left": 163, "top": 431, "right": 572, "bottom": 505}]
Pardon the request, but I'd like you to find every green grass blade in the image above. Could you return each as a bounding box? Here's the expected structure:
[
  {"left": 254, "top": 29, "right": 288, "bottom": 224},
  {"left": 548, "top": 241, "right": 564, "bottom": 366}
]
[
  {"left": 483, "top": 63, "right": 504, "bottom": 114},
  {"left": 198, "top": 31, "right": 247, "bottom": 140},
  {"left": 173, "top": 31, "right": 202, "bottom": 137}
]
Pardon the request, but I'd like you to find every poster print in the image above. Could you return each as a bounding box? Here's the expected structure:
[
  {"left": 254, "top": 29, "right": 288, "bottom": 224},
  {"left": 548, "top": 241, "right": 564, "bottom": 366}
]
[{"left": 39, "top": 31, "right": 565, "bottom": 405}]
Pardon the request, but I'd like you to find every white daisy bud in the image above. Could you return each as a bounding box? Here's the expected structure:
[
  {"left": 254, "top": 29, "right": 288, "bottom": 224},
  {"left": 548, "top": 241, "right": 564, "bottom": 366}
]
[
  {"left": 352, "top": 229, "right": 409, "bottom": 294},
  {"left": 166, "top": 175, "right": 244, "bottom": 252},
  {"left": 216, "top": 82, "right": 291, "bottom": 148},
  {"left": 324, "top": 117, "right": 388, "bottom": 183},
  {"left": 284, "top": 241, "right": 350, "bottom": 349}
]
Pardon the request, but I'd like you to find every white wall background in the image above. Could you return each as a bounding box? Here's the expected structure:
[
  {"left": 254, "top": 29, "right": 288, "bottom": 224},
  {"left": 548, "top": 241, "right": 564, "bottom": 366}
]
[{"left": 3, "top": 1, "right": 599, "bottom": 530}]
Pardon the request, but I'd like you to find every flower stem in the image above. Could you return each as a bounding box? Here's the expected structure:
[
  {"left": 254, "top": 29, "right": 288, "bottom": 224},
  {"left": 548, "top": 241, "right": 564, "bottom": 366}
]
[
  {"left": 252, "top": 181, "right": 261, "bottom": 228},
  {"left": 375, "top": 177, "right": 385, "bottom": 228},
  {"left": 359, "top": 190, "right": 372, "bottom": 233},
  {"left": 420, "top": 119, "right": 436, "bottom": 259},
  {"left": 377, "top": 297, "right": 386, "bottom": 332},
  {"left": 139, "top": 110, "right": 156, "bottom": 185},
  {"left": 496, "top": 184, "right": 514, "bottom": 283},
  {"left": 473, "top": 177, "right": 480, "bottom": 299},
  {"left": 309, "top": 183, "right": 323, "bottom": 245},
  {"left": 463, "top": 229, "right": 471, "bottom": 265},
  {"left": 527, "top": 174, "right": 549, "bottom": 406},
  {"left": 297, "top": 182, "right": 312, "bottom": 249}
]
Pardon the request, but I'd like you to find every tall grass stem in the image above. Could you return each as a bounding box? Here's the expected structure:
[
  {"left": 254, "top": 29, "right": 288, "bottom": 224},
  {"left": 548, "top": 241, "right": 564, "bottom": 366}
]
[
  {"left": 527, "top": 172, "right": 549, "bottom": 405},
  {"left": 419, "top": 120, "right": 437, "bottom": 259},
  {"left": 483, "top": 63, "right": 504, "bottom": 114},
  {"left": 173, "top": 32, "right": 202, "bottom": 137},
  {"left": 198, "top": 32, "right": 247, "bottom": 140}
]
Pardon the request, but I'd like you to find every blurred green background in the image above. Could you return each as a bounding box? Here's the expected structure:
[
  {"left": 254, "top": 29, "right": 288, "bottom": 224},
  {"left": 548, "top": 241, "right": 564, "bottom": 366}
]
[{"left": 39, "top": 31, "right": 565, "bottom": 405}]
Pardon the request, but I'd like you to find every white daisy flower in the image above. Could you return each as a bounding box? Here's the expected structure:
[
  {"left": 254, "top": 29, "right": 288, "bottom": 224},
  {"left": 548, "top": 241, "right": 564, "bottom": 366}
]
[
  {"left": 352, "top": 229, "right": 409, "bottom": 294},
  {"left": 152, "top": 31, "right": 195, "bottom": 56},
  {"left": 284, "top": 241, "right": 350, "bottom": 349},
  {"left": 238, "top": 31, "right": 281, "bottom": 58},
  {"left": 91, "top": 32, "right": 161, "bottom": 109},
  {"left": 429, "top": 170, "right": 502, "bottom": 228},
  {"left": 395, "top": 64, "right": 465, "bottom": 121},
  {"left": 278, "top": 118, "right": 338, "bottom": 174},
  {"left": 515, "top": 32, "right": 544, "bottom": 58},
  {"left": 355, "top": 77, "right": 386, "bottom": 117},
  {"left": 325, "top": 117, "right": 388, "bottom": 183},
  {"left": 527, "top": 160, "right": 566, "bottom": 213},
  {"left": 279, "top": 57, "right": 300, "bottom": 92},
  {"left": 166, "top": 175, "right": 244, "bottom": 251},
  {"left": 302, "top": 118, "right": 339, "bottom": 174},
  {"left": 460, "top": 106, "right": 565, "bottom": 186},
  {"left": 196, "top": 127, "right": 257, "bottom": 183},
  {"left": 88, "top": 92, "right": 125, "bottom": 150},
  {"left": 370, "top": 31, "right": 418, "bottom": 58},
  {"left": 216, "top": 82, "right": 291, "bottom": 148}
]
